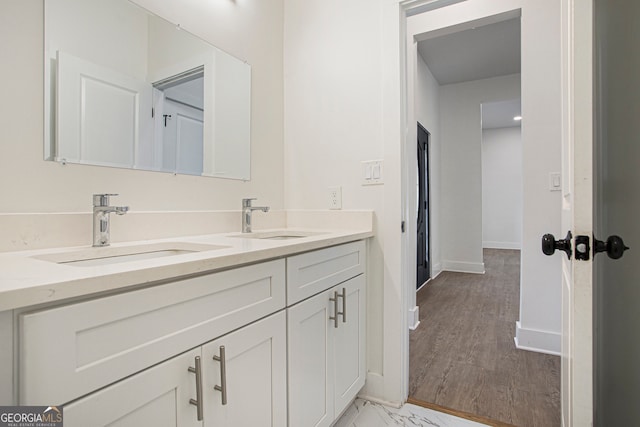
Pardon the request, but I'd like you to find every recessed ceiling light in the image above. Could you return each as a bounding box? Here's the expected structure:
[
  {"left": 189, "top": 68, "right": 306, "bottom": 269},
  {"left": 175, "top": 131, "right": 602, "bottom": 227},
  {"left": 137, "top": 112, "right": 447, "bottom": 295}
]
[{"left": 514, "top": 116, "right": 522, "bottom": 121}]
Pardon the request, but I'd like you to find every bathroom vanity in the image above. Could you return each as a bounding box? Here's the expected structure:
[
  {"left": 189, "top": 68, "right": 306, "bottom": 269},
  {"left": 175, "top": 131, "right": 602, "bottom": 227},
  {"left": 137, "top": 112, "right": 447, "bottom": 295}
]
[{"left": 0, "top": 228, "right": 370, "bottom": 426}]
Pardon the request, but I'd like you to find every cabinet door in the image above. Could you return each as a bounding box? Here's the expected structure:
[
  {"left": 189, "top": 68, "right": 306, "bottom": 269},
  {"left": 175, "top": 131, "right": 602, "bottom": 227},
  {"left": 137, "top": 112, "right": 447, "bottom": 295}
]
[
  {"left": 64, "top": 349, "right": 202, "bottom": 427},
  {"left": 202, "top": 311, "right": 287, "bottom": 427},
  {"left": 288, "top": 289, "right": 335, "bottom": 427},
  {"left": 333, "top": 275, "right": 366, "bottom": 415}
]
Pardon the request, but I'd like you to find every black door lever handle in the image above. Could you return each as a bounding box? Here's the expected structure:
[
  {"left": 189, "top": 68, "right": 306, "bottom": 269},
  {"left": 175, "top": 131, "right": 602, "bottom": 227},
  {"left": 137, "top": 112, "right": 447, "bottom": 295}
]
[{"left": 542, "top": 231, "right": 572, "bottom": 259}]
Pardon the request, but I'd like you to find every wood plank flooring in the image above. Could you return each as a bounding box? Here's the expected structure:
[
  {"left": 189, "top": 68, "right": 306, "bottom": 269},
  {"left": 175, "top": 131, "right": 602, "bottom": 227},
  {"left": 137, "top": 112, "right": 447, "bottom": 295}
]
[{"left": 409, "top": 249, "right": 560, "bottom": 427}]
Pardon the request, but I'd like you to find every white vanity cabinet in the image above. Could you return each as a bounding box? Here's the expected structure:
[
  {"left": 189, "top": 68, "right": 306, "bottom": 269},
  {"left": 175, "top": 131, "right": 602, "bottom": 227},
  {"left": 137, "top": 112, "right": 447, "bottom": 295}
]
[
  {"left": 63, "top": 311, "right": 286, "bottom": 427},
  {"left": 287, "top": 241, "right": 366, "bottom": 427},
  {"left": 14, "top": 238, "right": 367, "bottom": 427}
]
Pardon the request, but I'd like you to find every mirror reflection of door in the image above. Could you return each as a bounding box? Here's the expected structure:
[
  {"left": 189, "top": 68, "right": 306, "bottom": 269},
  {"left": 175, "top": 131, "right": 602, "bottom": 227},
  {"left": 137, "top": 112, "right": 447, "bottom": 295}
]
[
  {"left": 55, "top": 51, "right": 153, "bottom": 168},
  {"left": 162, "top": 99, "right": 204, "bottom": 175},
  {"left": 152, "top": 68, "right": 204, "bottom": 175},
  {"left": 417, "top": 123, "right": 431, "bottom": 289}
]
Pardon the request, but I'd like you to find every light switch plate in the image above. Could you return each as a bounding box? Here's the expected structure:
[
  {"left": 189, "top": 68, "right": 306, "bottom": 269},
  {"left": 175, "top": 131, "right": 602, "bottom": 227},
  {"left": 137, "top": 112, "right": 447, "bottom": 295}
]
[
  {"left": 362, "top": 160, "right": 384, "bottom": 185},
  {"left": 549, "top": 172, "right": 561, "bottom": 191}
]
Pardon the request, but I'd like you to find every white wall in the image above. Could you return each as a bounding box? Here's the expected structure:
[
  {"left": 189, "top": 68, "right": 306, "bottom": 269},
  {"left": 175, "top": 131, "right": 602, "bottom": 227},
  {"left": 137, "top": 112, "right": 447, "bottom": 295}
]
[
  {"left": 146, "top": 14, "right": 213, "bottom": 80},
  {"left": 438, "top": 74, "right": 520, "bottom": 272},
  {"left": 46, "top": 0, "right": 149, "bottom": 80},
  {"left": 283, "top": 0, "right": 388, "bottom": 394},
  {"left": 0, "top": 0, "right": 283, "bottom": 214},
  {"left": 482, "top": 127, "right": 523, "bottom": 249},
  {"left": 415, "top": 54, "right": 442, "bottom": 277}
]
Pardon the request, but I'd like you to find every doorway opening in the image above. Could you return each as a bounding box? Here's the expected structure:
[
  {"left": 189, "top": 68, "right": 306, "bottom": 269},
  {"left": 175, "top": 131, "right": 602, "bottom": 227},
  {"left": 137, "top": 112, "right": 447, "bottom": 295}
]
[
  {"left": 406, "top": 12, "right": 561, "bottom": 426},
  {"left": 152, "top": 67, "right": 205, "bottom": 175},
  {"left": 480, "top": 99, "right": 522, "bottom": 253}
]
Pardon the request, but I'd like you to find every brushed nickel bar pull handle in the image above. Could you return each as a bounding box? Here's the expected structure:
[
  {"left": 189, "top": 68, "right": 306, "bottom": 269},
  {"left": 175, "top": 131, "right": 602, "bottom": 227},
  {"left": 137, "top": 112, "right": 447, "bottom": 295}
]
[
  {"left": 329, "top": 291, "right": 339, "bottom": 328},
  {"left": 339, "top": 287, "right": 347, "bottom": 323},
  {"left": 212, "top": 346, "right": 228, "bottom": 405},
  {"left": 188, "top": 356, "right": 204, "bottom": 421}
]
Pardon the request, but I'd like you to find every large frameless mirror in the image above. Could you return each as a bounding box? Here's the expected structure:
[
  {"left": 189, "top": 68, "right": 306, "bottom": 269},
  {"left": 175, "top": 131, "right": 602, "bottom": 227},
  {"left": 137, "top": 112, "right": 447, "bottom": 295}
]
[{"left": 44, "top": 0, "right": 251, "bottom": 180}]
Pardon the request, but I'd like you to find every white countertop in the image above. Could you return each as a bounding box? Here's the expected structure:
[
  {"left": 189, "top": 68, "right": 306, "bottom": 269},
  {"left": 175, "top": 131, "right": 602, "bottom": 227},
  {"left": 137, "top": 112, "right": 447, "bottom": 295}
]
[{"left": 0, "top": 228, "right": 372, "bottom": 311}]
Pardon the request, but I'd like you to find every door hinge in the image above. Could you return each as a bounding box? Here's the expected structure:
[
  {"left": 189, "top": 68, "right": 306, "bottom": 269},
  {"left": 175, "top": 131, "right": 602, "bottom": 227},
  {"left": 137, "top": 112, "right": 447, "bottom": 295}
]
[
  {"left": 401, "top": 221, "right": 406, "bottom": 233},
  {"left": 575, "top": 235, "right": 591, "bottom": 261}
]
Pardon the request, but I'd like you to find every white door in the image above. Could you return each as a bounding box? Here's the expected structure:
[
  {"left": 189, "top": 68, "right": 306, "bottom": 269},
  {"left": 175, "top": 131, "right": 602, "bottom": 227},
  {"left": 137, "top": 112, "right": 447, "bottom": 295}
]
[
  {"left": 558, "top": 1, "right": 593, "bottom": 425},
  {"left": 288, "top": 288, "right": 334, "bottom": 427},
  {"left": 593, "top": 0, "right": 637, "bottom": 425},
  {"left": 63, "top": 349, "right": 202, "bottom": 427},
  {"left": 202, "top": 311, "right": 287, "bottom": 427},
  {"left": 56, "top": 51, "right": 152, "bottom": 168},
  {"left": 161, "top": 98, "right": 204, "bottom": 176},
  {"left": 560, "top": 3, "right": 637, "bottom": 425}
]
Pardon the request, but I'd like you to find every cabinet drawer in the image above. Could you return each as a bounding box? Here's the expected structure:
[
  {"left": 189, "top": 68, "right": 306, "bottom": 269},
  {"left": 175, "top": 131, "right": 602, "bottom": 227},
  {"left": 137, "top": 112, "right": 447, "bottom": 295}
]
[
  {"left": 20, "top": 259, "right": 285, "bottom": 405},
  {"left": 287, "top": 241, "right": 366, "bottom": 304}
]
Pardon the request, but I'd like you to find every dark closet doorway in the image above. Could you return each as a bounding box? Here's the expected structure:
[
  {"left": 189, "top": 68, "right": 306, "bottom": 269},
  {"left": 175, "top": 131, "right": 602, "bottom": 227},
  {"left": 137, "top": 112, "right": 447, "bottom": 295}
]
[{"left": 417, "top": 122, "right": 431, "bottom": 289}]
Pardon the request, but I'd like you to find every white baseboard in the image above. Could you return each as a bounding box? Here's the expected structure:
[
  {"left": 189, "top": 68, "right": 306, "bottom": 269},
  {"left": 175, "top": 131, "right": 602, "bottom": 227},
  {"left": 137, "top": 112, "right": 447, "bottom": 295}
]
[
  {"left": 357, "top": 394, "right": 403, "bottom": 409},
  {"left": 432, "top": 262, "right": 442, "bottom": 278},
  {"left": 408, "top": 306, "right": 420, "bottom": 330},
  {"left": 360, "top": 372, "right": 391, "bottom": 405},
  {"left": 441, "top": 260, "right": 485, "bottom": 274},
  {"left": 483, "top": 241, "right": 521, "bottom": 250},
  {"left": 514, "top": 321, "right": 561, "bottom": 356}
]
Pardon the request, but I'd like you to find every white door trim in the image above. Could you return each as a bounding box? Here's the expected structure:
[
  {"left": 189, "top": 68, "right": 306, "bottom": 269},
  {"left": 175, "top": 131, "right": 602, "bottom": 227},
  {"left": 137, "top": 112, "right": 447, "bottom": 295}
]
[{"left": 561, "top": 0, "right": 594, "bottom": 425}]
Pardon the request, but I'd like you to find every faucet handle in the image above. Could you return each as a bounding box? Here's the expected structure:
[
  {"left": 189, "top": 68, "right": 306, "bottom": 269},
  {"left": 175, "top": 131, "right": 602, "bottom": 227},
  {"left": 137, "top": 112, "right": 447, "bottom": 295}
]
[
  {"left": 93, "top": 193, "right": 119, "bottom": 207},
  {"left": 114, "top": 206, "right": 129, "bottom": 215},
  {"left": 242, "top": 198, "right": 257, "bottom": 208}
]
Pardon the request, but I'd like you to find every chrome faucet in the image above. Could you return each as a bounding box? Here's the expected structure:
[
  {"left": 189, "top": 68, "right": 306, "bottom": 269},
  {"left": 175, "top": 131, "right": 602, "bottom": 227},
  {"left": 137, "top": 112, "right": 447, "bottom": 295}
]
[
  {"left": 242, "top": 198, "right": 269, "bottom": 233},
  {"left": 93, "top": 194, "right": 129, "bottom": 247}
]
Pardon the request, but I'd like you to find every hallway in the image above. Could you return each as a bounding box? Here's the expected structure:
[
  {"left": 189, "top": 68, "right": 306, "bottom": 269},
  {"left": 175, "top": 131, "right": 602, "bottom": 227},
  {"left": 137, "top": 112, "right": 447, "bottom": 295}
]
[{"left": 409, "top": 249, "right": 560, "bottom": 427}]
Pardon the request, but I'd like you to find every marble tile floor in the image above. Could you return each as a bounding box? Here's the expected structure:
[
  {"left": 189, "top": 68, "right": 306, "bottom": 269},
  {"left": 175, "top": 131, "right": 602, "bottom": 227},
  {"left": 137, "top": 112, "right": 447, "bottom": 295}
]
[{"left": 334, "top": 398, "right": 489, "bottom": 427}]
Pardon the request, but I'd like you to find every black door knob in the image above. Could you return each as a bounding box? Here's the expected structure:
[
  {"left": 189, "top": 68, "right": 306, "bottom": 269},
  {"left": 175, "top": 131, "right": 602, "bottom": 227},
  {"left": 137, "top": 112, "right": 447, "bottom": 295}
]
[
  {"left": 594, "top": 235, "right": 629, "bottom": 259},
  {"left": 542, "top": 231, "right": 572, "bottom": 259}
]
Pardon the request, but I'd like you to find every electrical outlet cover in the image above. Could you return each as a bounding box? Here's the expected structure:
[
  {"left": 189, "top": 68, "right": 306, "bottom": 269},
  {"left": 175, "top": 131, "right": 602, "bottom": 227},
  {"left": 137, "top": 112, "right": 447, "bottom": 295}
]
[{"left": 329, "top": 186, "right": 342, "bottom": 209}]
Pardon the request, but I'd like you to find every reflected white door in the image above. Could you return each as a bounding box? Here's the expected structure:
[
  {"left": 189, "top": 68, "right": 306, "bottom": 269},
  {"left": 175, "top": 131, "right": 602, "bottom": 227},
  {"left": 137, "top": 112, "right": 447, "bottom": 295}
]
[
  {"left": 161, "top": 98, "right": 204, "bottom": 176},
  {"left": 560, "top": 1, "right": 593, "bottom": 425},
  {"left": 56, "top": 51, "right": 152, "bottom": 168}
]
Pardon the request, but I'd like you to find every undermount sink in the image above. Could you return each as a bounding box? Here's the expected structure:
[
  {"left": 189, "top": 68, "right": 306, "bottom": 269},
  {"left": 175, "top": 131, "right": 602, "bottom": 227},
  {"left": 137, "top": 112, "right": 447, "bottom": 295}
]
[
  {"left": 229, "top": 230, "right": 327, "bottom": 240},
  {"left": 32, "top": 242, "right": 230, "bottom": 267}
]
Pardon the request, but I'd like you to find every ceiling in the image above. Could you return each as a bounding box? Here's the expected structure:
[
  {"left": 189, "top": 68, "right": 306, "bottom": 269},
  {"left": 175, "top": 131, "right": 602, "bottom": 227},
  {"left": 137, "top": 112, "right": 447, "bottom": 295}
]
[
  {"left": 417, "top": 18, "right": 521, "bottom": 86},
  {"left": 416, "top": 17, "right": 522, "bottom": 130}
]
